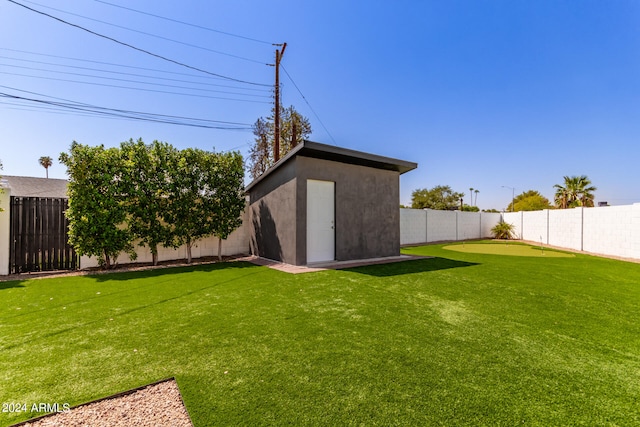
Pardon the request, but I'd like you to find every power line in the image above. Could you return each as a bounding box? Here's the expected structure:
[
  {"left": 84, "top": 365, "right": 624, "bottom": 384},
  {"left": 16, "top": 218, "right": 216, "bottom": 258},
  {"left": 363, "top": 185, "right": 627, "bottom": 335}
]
[
  {"left": 22, "top": 0, "right": 269, "bottom": 65},
  {"left": 0, "top": 71, "right": 271, "bottom": 103},
  {"left": 0, "top": 54, "right": 271, "bottom": 92},
  {"left": 0, "top": 63, "right": 272, "bottom": 98},
  {"left": 92, "top": 0, "right": 274, "bottom": 45},
  {"left": 6, "top": 0, "right": 271, "bottom": 87},
  {"left": 0, "top": 48, "right": 270, "bottom": 90},
  {"left": 0, "top": 85, "right": 253, "bottom": 129},
  {"left": 281, "top": 65, "right": 337, "bottom": 145}
]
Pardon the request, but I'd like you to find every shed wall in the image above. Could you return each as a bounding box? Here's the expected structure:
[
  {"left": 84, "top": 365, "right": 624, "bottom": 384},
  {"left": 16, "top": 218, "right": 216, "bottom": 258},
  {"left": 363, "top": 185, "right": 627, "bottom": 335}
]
[
  {"left": 295, "top": 156, "right": 400, "bottom": 264},
  {"left": 248, "top": 160, "right": 298, "bottom": 264}
]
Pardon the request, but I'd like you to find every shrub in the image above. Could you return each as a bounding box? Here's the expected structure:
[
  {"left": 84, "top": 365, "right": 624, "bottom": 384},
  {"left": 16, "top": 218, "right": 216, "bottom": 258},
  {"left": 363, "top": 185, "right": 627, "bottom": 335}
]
[{"left": 491, "top": 221, "right": 515, "bottom": 240}]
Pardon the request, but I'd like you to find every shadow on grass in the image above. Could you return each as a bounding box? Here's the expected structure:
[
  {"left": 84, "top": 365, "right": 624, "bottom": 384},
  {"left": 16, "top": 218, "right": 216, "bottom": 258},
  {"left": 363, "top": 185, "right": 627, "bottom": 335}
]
[
  {"left": 342, "top": 257, "right": 479, "bottom": 277},
  {"left": 0, "top": 280, "right": 26, "bottom": 289},
  {"left": 89, "top": 261, "right": 260, "bottom": 282}
]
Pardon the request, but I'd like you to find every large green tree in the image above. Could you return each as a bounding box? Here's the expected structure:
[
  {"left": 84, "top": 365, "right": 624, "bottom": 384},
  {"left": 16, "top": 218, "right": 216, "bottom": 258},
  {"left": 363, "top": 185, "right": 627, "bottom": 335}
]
[
  {"left": 209, "top": 151, "right": 245, "bottom": 260},
  {"left": 411, "top": 185, "right": 465, "bottom": 210},
  {"left": 248, "top": 105, "right": 312, "bottom": 180},
  {"left": 554, "top": 175, "right": 597, "bottom": 208},
  {"left": 165, "top": 148, "right": 245, "bottom": 263},
  {"left": 120, "top": 139, "right": 178, "bottom": 266},
  {"left": 59, "top": 142, "right": 135, "bottom": 269},
  {"left": 507, "top": 190, "right": 553, "bottom": 212}
]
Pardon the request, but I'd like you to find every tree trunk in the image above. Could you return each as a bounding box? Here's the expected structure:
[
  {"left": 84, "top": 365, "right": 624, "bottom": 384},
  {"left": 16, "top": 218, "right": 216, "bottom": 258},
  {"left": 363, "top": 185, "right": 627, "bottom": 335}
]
[
  {"left": 218, "top": 237, "right": 222, "bottom": 261},
  {"left": 151, "top": 244, "right": 158, "bottom": 266},
  {"left": 103, "top": 250, "right": 111, "bottom": 270},
  {"left": 186, "top": 238, "right": 192, "bottom": 264}
]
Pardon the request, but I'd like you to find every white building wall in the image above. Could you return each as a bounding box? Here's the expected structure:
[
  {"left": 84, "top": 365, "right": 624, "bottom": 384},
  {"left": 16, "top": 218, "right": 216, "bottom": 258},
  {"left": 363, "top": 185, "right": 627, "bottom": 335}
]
[{"left": 0, "top": 188, "right": 10, "bottom": 275}]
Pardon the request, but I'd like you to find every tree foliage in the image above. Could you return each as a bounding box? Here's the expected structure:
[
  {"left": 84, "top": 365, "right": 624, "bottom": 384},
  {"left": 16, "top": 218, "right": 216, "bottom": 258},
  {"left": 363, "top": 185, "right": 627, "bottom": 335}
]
[
  {"left": 554, "top": 175, "right": 597, "bottom": 208},
  {"left": 120, "top": 139, "right": 177, "bottom": 266},
  {"left": 60, "top": 140, "right": 245, "bottom": 267},
  {"left": 411, "top": 185, "right": 464, "bottom": 210},
  {"left": 507, "top": 190, "right": 553, "bottom": 212},
  {"left": 59, "top": 142, "right": 135, "bottom": 269},
  {"left": 39, "top": 156, "right": 53, "bottom": 178},
  {"left": 248, "top": 105, "right": 312, "bottom": 180},
  {"left": 165, "top": 148, "right": 245, "bottom": 263}
]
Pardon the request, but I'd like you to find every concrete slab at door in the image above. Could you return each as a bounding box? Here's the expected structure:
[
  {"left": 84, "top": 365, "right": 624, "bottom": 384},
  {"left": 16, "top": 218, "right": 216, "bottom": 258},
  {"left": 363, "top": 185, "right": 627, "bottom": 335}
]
[{"left": 307, "top": 179, "right": 335, "bottom": 263}]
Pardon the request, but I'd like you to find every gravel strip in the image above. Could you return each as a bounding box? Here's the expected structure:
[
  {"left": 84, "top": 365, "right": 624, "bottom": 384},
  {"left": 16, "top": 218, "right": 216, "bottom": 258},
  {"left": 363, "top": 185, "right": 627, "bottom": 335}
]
[{"left": 17, "top": 379, "right": 193, "bottom": 427}]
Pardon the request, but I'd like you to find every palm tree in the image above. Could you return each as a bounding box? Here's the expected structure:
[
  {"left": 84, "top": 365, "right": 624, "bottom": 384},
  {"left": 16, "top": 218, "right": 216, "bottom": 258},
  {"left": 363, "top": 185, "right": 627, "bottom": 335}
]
[
  {"left": 554, "top": 175, "right": 597, "bottom": 208},
  {"left": 474, "top": 189, "right": 479, "bottom": 206},
  {"left": 469, "top": 187, "right": 474, "bottom": 206},
  {"left": 39, "top": 156, "right": 53, "bottom": 178}
]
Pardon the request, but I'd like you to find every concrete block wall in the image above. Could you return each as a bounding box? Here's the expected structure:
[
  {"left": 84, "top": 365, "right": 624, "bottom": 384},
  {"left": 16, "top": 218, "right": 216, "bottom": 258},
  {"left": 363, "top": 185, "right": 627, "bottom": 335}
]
[
  {"left": 399, "top": 208, "right": 427, "bottom": 245},
  {"left": 522, "top": 210, "right": 549, "bottom": 244},
  {"left": 548, "top": 208, "right": 583, "bottom": 251},
  {"left": 80, "top": 208, "right": 251, "bottom": 269},
  {"left": 633, "top": 204, "right": 640, "bottom": 259},
  {"left": 457, "top": 211, "right": 481, "bottom": 240},
  {"left": 502, "top": 212, "right": 522, "bottom": 239},
  {"left": 583, "top": 205, "right": 635, "bottom": 259},
  {"left": 400, "top": 205, "right": 640, "bottom": 261},
  {"left": 481, "top": 212, "right": 502, "bottom": 237},
  {"left": 425, "top": 209, "right": 458, "bottom": 242},
  {"left": 400, "top": 208, "right": 501, "bottom": 245},
  {"left": 0, "top": 188, "right": 10, "bottom": 275}
]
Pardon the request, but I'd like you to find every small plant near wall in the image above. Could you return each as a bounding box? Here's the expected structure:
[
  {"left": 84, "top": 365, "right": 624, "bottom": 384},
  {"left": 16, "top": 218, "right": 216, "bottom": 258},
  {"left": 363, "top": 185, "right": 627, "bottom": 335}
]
[{"left": 491, "top": 221, "right": 515, "bottom": 240}]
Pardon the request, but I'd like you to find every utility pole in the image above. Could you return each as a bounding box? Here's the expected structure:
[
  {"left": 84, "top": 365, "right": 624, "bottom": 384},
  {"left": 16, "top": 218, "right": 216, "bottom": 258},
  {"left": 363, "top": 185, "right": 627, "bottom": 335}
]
[{"left": 273, "top": 42, "right": 287, "bottom": 162}]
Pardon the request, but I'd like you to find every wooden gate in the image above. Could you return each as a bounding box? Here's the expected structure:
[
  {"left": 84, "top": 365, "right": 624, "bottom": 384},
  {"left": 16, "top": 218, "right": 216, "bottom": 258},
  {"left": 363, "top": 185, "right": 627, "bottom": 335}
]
[{"left": 9, "top": 197, "right": 79, "bottom": 274}]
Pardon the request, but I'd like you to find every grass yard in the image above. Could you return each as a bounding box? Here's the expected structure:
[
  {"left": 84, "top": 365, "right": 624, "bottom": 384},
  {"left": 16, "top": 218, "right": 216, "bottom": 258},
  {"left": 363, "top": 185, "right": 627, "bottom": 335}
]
[{"left": 1, "top": 242, "right": 639, "bottom": 426}]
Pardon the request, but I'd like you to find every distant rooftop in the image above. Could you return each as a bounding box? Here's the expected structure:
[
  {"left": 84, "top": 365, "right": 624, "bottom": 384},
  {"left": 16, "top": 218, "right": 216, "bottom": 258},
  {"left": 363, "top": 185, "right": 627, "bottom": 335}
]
[{"left": 1, "top": 175, "right": 69, "bottom": 198}]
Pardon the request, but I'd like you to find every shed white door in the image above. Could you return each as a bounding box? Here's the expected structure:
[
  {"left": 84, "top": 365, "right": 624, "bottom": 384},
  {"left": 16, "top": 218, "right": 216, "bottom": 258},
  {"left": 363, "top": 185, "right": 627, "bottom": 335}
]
[{"left": 307, "top": 179, "right": 335, "bottom": 263}]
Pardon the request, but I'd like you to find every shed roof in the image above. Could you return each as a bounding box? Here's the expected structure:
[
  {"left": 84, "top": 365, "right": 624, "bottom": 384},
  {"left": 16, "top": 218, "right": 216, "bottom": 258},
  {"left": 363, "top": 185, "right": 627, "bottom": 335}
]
[
  {"left": 0, "top": 175, "right": 69, "bottom": 198},
  {"left": 245, "top": 141, "right": 417, "bottom": 192}
]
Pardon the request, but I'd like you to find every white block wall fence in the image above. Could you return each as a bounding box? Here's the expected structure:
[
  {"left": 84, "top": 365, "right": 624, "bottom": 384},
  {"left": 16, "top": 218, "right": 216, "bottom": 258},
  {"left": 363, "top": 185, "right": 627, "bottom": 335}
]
[
  {"left": 399, "top": 208, "right": 502, "bottom": 245},
  {"left": 79, "top": 208, "right": 252, "bottom": 269},
  {"left": 502, "top": 204, "right": 640, "bottom": 260},
  {"left": 2, "top": 202, "right": 640, "bottom": 275}
]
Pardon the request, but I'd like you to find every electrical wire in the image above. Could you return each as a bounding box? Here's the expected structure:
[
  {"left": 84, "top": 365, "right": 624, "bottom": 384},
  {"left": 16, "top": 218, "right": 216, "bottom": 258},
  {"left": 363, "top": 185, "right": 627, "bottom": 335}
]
[
  {"left": 0, "top": 85, "right": 254, "bottom": 129},
  {"left": 91, "top": 0, "right": 274, "bottom": 45},
  {"left": 0, "top": 63, "right": 272, "bottom": 98},
  {"left": 0, "top": 55, "right": 271, "bottom": 92},
  {"left": 6, "top": 0, "right": 271, "bottom": 86},
  {"left": 0, "top": 71, "right": 271, "bottom": 103},
  {"left": 0, "top": 48, "right": 271, "bottom": 91},
  {"left": 22, "top": 0, "right": 269, "bottom": 65},
  {"left": 281, "top": 65, "right": 337, "bottom": 145}
]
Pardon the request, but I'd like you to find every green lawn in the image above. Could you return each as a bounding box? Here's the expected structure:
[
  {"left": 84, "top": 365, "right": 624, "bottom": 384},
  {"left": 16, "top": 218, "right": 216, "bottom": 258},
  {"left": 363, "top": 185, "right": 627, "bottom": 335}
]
[{"left": 1, "top": 242, "right": 639, "bottom": 426}]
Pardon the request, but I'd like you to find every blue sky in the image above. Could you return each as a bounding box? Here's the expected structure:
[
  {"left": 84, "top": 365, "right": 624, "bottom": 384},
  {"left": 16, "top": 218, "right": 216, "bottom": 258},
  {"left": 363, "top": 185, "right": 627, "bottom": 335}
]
[{"left": 1, "top": 0, "right": 639, "bottom": 210}]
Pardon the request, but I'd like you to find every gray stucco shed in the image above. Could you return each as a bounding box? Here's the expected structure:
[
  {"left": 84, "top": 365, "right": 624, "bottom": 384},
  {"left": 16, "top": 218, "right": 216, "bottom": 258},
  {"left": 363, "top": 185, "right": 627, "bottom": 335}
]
[{"left": 246, "top": 141, "right": 417, "bottom": 266}]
